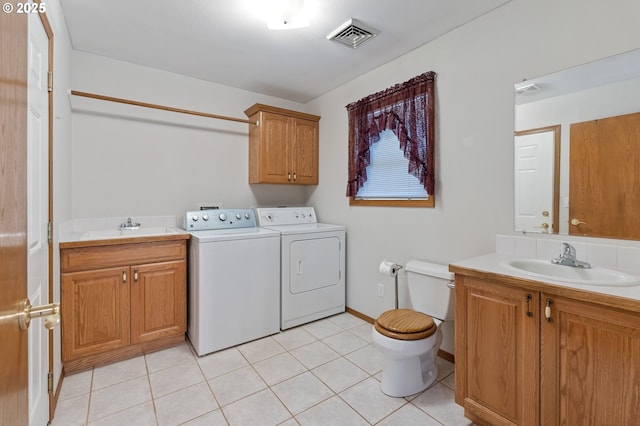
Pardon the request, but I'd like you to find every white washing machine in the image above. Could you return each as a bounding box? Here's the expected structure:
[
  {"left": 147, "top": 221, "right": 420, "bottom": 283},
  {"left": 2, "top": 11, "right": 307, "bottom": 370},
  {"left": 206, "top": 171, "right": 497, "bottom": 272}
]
[
  {"left": 255, "top": 207, "right": 345, "bottom": 330},
  {"left": 185, "top": 209, "right": 280, "bottom": 356}
]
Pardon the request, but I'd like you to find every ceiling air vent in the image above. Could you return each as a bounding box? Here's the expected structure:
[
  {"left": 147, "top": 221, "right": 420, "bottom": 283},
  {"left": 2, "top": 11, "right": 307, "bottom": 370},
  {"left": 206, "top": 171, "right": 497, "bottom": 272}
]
[{"left": 326, "top": 18, "right": 379, "bottom": 49}]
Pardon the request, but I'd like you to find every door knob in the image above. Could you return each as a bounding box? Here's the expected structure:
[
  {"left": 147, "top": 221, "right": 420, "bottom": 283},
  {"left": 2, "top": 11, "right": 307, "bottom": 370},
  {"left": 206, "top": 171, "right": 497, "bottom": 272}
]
[
  {"left": 571, "top": 218, "right": 586, "bottom": 226},
  {"left": 540, "top": 223, "right": 549, "bottom": 229},
  {"left": 18, "top": 298, "right": 60, "bottom": 331}
]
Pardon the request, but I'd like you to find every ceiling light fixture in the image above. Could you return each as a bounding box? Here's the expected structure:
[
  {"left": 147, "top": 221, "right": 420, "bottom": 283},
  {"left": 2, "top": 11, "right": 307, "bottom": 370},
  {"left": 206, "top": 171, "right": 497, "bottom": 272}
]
[{"left": 266, "top": 0, "right": 311, "bottom": 30}]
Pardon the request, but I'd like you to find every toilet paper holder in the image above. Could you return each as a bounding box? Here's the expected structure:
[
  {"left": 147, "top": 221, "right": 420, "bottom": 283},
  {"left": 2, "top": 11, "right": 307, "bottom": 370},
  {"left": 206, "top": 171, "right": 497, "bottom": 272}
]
[{"left": 379, "top": 260, "right": 403, "bottom": 309}]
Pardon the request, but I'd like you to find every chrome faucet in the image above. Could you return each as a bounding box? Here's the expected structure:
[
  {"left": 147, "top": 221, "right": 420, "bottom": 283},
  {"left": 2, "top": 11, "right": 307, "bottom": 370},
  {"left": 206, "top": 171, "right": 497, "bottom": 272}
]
[
  {"left": 119, "top": 217, "right": 141, "bottom": 230},
  {"left": 551, "top": 242, "right": 591, "bottom": 268}
]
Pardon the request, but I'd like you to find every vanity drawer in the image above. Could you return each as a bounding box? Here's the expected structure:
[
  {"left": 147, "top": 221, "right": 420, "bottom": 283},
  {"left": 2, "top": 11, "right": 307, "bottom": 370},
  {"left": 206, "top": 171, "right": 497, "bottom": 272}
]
[{"left": 61, "top": 240, "right": 186, "bottom": 272}]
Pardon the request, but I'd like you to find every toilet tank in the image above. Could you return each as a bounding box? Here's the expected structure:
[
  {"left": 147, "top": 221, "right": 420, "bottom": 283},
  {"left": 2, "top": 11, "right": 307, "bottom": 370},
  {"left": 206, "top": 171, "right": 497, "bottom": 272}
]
[{"left": 405, "top": 260, "right": 455, "bottom": 321}]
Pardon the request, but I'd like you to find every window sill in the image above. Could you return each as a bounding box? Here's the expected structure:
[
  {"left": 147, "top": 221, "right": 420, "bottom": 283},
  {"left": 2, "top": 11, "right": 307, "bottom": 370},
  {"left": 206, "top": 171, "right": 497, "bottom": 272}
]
[{"left": 349, "top": 198, "right": 435, "bottom": 207}]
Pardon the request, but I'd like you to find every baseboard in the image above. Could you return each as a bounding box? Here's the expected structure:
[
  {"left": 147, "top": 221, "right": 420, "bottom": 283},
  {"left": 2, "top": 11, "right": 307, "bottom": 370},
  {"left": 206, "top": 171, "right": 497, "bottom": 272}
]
[{"left": 345, "top": 306, "right": 455, "bottom": 363}]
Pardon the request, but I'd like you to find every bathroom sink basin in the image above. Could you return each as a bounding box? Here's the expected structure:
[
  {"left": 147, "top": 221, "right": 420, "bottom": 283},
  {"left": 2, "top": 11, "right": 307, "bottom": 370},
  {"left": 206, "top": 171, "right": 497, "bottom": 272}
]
[
  {"left": 81, "top": 227, "right": 180, "bottom": 240},
  {"left": 501, "top": 258, "right": 640, "bottom": 287}
]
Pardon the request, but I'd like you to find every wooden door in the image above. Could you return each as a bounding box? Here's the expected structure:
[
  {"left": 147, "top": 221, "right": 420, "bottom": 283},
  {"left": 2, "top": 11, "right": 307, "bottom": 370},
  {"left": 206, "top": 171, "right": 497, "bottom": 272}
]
[
  {"left": 61, "top": 268, "right": 131, "bottom": 361},
  {"left": 569, "top": 112, "right": 640, "bottom": 239},
  {"left": 0, "top": 9, "right": 29, "bottom": 426},
  {"left": 130, "top": 260, "right": 186, "bottom": 344},
  {"left": 258, "top": 112, "right": 290, "bottom": 183},
  {"left": 456, "top": 277, "right": 539, "bottom": 426},
  {"left": 290, "top": 118, "right": 318, "bottom": 184},
  {"left": 541, "top": 294, "right": 640, "bottom": 426}
]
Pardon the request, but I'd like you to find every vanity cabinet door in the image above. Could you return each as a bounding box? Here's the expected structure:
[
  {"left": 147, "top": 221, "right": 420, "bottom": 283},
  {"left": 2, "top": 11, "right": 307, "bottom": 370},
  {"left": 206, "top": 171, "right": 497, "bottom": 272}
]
[
  {"left": 540, "top": 294, "right": 640, "bottom": 426},
  {"left": 130, "top": 260, "right": 186, "bottom": 344},
  {"left": 61, "top": 267, "right": 131, "bottom": 362},
  {"left": 455, "top": 276, "right": 539, "bottom": 426}
]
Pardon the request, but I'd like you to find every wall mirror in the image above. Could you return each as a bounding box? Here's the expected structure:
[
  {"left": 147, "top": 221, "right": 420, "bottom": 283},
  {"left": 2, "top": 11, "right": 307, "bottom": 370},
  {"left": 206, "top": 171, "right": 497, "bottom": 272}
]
[{"left": 514, "top": 48, "right": 640, "bottom": 240}]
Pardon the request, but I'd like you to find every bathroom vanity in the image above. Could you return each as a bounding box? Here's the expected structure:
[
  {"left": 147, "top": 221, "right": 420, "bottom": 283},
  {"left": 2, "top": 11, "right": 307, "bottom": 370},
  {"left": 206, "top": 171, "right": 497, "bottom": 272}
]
[
  {"left": 450, "top": 253, "right": 640, "bottom": 426},
  {"left": 59, "top": 231, "right": 189, "bottom": 373}
]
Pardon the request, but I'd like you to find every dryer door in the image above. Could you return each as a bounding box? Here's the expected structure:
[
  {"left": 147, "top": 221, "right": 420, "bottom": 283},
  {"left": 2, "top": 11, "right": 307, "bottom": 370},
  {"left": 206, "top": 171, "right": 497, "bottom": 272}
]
[{"left": 288, "top": 236, "right": 341, "bottom": 294}]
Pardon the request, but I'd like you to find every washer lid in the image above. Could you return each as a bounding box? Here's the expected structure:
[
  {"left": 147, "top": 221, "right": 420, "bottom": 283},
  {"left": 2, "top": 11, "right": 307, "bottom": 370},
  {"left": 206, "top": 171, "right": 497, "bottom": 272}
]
[{"left": 190, "top": 227, "right": 280, "bottom": 242}]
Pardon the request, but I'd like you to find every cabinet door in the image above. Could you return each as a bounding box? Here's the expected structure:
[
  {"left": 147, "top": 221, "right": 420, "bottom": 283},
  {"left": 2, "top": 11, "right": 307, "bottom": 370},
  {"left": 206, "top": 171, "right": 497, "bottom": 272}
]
[
  {"left": 456, "top": 277, "right": 539, "bottom": 426},
  {"left": 290, "top": 117, "right": 318, "bottom": 184},
  {"left": 130, "top": 260, "right": 186, "bottom": 344},
  {"left": 61, "top": 267, "right": 130, "bottom": 361},
  {"left": 258, "top": 112, "right": 290, "bottom": 183},
  {"left": 541, "top": 295, "right": 640, "bottom": 426}
]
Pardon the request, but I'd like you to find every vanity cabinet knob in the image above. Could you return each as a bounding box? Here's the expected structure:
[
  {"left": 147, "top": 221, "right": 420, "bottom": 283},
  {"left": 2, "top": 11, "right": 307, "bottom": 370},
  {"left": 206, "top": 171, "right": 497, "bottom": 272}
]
[{"left": 545, "top": 299, "right": 553, "bottom": 322}]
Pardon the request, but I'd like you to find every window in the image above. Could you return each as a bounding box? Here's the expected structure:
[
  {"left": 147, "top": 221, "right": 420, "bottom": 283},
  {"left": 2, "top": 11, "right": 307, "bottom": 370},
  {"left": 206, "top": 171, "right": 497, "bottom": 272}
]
[
  {"left": 346, "top": 71, "right": 436, "bottom": 207},
  {"left": 356, "top": 130, "right": 428, "bottom": 199}
]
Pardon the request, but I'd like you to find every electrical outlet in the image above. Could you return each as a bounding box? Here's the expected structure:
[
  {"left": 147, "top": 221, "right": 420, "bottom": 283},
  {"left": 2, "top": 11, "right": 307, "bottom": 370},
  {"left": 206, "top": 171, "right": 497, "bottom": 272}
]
[{"left": 377, "top": 283, "right": 384, "bottom": 298}]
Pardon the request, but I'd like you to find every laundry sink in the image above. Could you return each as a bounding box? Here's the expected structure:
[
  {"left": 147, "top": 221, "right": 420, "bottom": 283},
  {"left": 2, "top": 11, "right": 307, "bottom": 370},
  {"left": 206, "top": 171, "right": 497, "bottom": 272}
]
[
  {"left": 501, "top": 258, "right": 640, "bottom": 287},
  {"left": 81, "top": 227, "right": 180, "bottom": 240}
]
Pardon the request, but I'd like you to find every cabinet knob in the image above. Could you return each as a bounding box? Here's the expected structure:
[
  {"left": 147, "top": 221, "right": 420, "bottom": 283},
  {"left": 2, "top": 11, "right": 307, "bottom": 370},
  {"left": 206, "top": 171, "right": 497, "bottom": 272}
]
[
  {"left": 122, "top": 270, "right": 127, "bottom": 284},
  {"left": 545, "top": 299, "right": 553, "bottom": 322}
]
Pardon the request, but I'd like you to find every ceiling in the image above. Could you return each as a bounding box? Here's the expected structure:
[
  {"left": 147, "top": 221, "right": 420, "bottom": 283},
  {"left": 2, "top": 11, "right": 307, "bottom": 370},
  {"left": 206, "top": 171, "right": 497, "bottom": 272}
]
[{"left": 59, "top": 0, "right": 511, "bottom": 103}]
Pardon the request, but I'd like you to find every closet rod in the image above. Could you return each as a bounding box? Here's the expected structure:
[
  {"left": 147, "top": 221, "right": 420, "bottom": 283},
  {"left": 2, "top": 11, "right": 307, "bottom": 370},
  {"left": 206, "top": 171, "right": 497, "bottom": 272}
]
[{"left": 70, "top": 90, "right": 253, "bottom": 124}]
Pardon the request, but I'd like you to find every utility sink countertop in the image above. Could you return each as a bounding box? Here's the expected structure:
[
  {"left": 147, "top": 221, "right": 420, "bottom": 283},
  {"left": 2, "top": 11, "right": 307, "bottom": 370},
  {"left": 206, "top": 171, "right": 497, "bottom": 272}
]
[
  {"left": 59, "top": 216, "right": 189, "bottom": 249},
  {"left": 449, "top": 252, "right": 640, "bottom": 311}
]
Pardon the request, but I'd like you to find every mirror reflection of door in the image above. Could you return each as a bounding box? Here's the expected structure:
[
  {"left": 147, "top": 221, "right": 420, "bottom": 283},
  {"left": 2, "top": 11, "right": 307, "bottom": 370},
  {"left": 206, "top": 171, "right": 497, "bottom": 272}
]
[
  {"left": 514, "top": 125, "right": 560, "bottom": 233},
  {"left": 569, "top": 112, "right": 640, "bottom": 239}
]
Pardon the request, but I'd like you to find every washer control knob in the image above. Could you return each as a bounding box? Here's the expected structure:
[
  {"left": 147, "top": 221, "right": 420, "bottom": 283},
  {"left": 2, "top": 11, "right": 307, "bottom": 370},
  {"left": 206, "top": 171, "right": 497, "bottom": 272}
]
[
  {"left": 192, "top": 215, "right": 199, "bottom": 221},
  {"left": 245, "top": 213, "right": 251, "bottom": 220},
  {"left": 218, "top": 213, "right": 227, "bottom": 221},
  {"left": 202, "top": 214, "right": 209, "bottom": 221},
  {"left": 236, "top": 213, "right": 242, "bottom": 220}
]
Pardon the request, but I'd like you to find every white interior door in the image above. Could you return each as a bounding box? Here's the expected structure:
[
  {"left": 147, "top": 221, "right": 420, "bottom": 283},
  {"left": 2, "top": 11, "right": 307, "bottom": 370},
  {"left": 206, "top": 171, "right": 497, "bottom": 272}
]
[
  {"left": 27, "top": 7, "right": 50, "bottom": 426},
  {"left": 514, "top": 131, "right": 555, "bottom": 233}
]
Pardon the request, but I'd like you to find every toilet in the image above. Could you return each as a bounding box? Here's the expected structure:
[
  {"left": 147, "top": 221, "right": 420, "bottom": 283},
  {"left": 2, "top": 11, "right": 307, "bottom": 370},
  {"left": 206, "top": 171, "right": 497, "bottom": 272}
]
[{"left": 372, "top": 260, "right": 455, "bottom": 397}]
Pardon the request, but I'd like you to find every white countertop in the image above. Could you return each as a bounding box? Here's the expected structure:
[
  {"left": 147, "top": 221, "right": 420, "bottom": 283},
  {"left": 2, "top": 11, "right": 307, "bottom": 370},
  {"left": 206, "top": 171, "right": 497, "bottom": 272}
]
[{"left": 449, "top": 252, "right": 640, "bottom": 304}]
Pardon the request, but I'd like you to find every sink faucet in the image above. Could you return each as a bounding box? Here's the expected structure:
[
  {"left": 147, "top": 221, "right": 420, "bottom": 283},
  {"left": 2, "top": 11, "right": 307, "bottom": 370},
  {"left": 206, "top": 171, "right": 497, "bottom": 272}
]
[
  {"left": 551, "top": 242, "right": 591, "bottom": 268},
  {"left": 119, "top": 217, "right": 141, "bottom": 230}
]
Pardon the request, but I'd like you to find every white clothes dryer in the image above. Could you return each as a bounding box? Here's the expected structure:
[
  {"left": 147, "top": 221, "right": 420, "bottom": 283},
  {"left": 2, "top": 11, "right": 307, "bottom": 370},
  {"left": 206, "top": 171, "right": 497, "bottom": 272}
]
[{"left": 255, "top": 207, "right": 345, "bottom": 330}]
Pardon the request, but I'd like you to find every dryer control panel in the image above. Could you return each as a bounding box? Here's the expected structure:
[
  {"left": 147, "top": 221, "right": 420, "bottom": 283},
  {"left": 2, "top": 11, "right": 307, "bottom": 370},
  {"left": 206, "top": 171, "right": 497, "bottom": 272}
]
[{"left": 255, "top": 207, "right": 317, "bottom": 226}]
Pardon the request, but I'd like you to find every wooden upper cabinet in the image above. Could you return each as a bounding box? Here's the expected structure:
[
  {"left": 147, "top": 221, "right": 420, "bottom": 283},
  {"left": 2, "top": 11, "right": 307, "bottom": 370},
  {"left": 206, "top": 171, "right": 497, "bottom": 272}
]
[{"left": 245, "top": 103, "right": 320, "bottom": 185}]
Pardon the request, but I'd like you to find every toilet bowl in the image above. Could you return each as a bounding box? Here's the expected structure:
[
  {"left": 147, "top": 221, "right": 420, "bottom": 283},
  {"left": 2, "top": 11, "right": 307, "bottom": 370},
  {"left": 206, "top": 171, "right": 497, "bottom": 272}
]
[{"left": 372, "top": 260, "right": 454, "bottom": 397}]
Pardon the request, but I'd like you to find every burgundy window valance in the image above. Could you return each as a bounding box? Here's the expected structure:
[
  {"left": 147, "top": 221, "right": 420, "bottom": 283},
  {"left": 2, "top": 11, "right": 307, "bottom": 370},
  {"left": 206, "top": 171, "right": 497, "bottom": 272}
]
[{"left": 345, "top": 71, "right": 436, "bottom": 198}]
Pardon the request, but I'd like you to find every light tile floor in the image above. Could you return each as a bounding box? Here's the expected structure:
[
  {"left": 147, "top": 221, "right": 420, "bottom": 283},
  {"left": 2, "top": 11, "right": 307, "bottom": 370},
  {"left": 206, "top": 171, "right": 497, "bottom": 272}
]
[{"left": 52, "top": 313, "right": 473, "bottom": 426}]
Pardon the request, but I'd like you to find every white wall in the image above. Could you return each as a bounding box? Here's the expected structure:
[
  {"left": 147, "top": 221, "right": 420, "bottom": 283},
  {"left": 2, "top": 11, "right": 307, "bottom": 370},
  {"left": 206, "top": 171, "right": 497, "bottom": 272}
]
[
  {"left": 306, "top": 0, "right": 640, "bottom": 353},
  {"left": 70, "top": 52, "right": 312, "bottom": 220}
]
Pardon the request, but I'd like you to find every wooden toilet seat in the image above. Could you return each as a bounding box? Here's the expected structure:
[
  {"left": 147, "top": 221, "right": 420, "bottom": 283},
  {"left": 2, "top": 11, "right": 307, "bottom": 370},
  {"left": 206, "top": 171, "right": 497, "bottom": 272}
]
[{"left": 374, "top": 308, "right": 437, "bottom": 340}]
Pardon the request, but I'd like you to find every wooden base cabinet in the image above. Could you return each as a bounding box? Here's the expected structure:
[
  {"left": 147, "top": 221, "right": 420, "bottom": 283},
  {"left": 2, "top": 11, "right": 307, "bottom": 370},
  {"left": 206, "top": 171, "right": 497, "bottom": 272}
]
[
  {"left": 61, "top": 239, "right": 187, "bottom": 372},
  {"left": 244, "top": 103, "right": 320, "bottom": 185},
  {"left": 540, "top": 295, "right": 640, "bottom": 426},
  {"left": 454, "top": 273, "right": 640, "bottom": 426}
]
